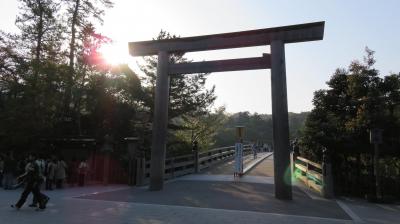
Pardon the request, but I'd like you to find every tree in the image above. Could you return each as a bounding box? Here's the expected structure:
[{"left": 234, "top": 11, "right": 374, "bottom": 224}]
[
  {"left": 16, "top": 0, "right": 64, "bottom": 62},
  {"left": 62, "top": 0, "right": 113, "bottom": 125},
  {"left": 174, "top": 107, "right": 227, "bottom": 153},
  {"left": 0, "top": 0, "right": 118, "bottom": 149},
  {"left": 0, "top": 1, "right": 68, "bottom": 150},
  {"left": 138, "top": 31, "right": 216, "bottom": 154},
  {"left": 212, "top": 111, "right": 308, "bottom": 148},
  {"left": 301, "top": 48, "right": 400, "bottom": 157},
  {"left": 300, "top": 48, "right": 400, "bottom": 197},
  {"left": 139, "top": 31, "right": 216, "bottom": 121}
]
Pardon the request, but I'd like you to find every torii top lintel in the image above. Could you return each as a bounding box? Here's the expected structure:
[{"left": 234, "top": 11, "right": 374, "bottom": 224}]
[{"left": 129, "top": 21, "right": 325, "bottom": 57}]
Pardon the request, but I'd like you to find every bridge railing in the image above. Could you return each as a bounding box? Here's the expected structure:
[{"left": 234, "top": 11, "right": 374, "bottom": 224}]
[
  {"left": 293, "top": 156, "right": 333, "bottom": 198},
  {"left": 137, "top": 144, "right": 252, "bottom": 185},
  {"left": 294, "top": 156, "right": 323, "bottom": 193},
  {"left": 198, "top": 144, "right": 252, "bottom": 170}
]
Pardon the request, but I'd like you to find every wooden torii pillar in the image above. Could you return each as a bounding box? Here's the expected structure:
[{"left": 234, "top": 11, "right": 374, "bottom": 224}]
[{"left": 129, "top": 21, "right": 325, "bottom": 200}]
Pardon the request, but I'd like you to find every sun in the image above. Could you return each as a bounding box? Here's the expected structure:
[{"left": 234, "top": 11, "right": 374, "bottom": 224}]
[{"left": 98, "top": 42, "right": 131, "bottom": 65}]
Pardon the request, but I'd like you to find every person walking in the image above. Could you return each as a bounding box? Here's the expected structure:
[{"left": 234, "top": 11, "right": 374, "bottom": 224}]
[
  {"left": 55, "top": 156, "right": 67, "bottom": 189},
  {"left": 11, "top": 154, "right": 49, "bottom": 210},
  {"left": 28, "top": 155, "right": 46, "bottom": 207},
  {"left": 252, "top": 142, "right": 258, "bottom": 159},
  {"left": 78, "top": 159, "right": 88, "bottom": 186},
  {"left": 45, "top": 158, "right": 56, "bottom": 190}
]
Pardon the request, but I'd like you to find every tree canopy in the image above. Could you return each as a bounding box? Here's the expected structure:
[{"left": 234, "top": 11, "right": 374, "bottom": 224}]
[
  {"left": 0, "top": 1, "right": 216, "bottom": 156},
  {"left": 300, "top": 48, "right": 400, "bottom": 160}
]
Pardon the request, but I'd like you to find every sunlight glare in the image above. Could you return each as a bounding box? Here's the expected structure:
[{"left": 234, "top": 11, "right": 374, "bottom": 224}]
[{"left": 98, "top": 42, "right": 131, "bottom": 65}]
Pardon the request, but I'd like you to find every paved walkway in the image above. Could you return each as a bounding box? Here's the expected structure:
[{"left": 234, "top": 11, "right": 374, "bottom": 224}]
[
  {"left": 247, "top": 154, "right": 274, "bottom": 176},
  {"left": 1, "top": 154, "right": 399, "bottom": 224},
  {"left": 1, "top": 184, "right": 353, "bottom": 224}
]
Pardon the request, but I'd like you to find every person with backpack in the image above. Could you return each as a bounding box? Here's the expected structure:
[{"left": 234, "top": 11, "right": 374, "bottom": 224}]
[
  {"left": 28, "top": 154, "right": 46, "bottom": 208},
  {"left": 11, "top": 154, "right": 49, "bottom": 211}
]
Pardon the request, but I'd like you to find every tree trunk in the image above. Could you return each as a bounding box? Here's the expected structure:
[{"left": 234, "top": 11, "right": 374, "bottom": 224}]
[
  {"left": 64, "top": 0, "right": 80, "bottom": 123},
  {"left": 33, "top": 0, "right": 44, "bottom": 87},
  {"left": 356, "top": 154, "right": 361, "bottom": 196},
  {"left": 69, "top": 0, "right": 80, "bottom": 70},
  {"left": 374, "top": 143, "right": 382, "bottom": 199}
]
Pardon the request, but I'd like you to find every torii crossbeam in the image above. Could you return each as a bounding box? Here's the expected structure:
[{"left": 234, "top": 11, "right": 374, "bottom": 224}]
[{"left": 129, "top": 21, "right": 325, "bottom": 200}]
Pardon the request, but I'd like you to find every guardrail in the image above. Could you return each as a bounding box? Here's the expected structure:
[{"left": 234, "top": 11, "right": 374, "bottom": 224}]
[
  {"left": 294, "top": 156, "right": 323, "bottom": 193},
  {"left": 293, "top": 156, "right": 333, "bottom": 198},
  {"left": 136, "top": 144, "right": 252, "bottom": 185}
]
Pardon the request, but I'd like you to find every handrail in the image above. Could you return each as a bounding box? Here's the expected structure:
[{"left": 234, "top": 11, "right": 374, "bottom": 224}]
[
  {"left": 297, "top": 156, "right": 322, "bottom": 169},
  {"left": 140, "top": 144, "right": 252, "bottom": 184},
  {"left": 294, "top": 156, "right": 323, "bottom": 193}
]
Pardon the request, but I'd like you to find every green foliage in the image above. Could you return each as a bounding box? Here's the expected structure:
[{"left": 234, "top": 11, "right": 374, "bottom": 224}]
[
  {"left": 301, "top": 48, "right": 400, "bottom": 159},
  {"left": 173, "top": 107, "right": 227, "bottom": 153},
  {"left": 139, "top": 31, "right": 216, "bottom": 121},
  {"left": 0, "top": 3, "right": 218, "bottom": 156},
  {"left": 138, "top": 31, "right": 217, "bottom": 155},
  {"left": 16, "top": 0, "right": 64, "bottom": 62},
  {"left": 213, "top": 111, "right": 308, "bottom": 147}
]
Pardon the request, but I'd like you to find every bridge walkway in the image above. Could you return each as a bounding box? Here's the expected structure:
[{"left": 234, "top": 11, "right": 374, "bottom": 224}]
[{"left": 5, "top": 150, "right": 395, "bottom": 223}]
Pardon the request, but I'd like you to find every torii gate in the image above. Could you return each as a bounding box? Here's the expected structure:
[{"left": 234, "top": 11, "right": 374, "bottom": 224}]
[{"left": 129, "top": 21, "right": 325, "bottom": 200}]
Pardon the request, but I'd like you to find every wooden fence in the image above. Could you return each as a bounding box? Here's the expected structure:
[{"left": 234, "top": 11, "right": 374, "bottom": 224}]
[
  {"left": 136, "top": 144, "right": 252, "bottom": 185},
  {"left": 293, "top": 156, "right": 334, "bottom": 198},
  {"left": 294, "top": 156, "right": 324, "bottom": 194}
]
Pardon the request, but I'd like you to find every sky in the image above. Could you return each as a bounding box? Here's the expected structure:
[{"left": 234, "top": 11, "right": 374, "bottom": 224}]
[{"left": 1, "top": 0, "right": 399, "bottom": 114}]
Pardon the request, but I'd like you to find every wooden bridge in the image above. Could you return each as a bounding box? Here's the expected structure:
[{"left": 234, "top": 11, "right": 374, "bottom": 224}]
[
  {"left": 78, "top": 145, "right": 362, "bottom": 223},
  {"left": 129, "top": 143, "right": 331, "bottom": 199}
]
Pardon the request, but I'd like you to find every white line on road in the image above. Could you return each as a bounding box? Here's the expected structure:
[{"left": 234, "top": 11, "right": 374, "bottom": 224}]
[
  {"left": 376, "top": 204, "right": 398, "bottom": 212},
  {"left": 336, "top": 200, "right": 364, "bottom": 223},
  {"left": 295, "top": 182, "right": 325, "bottom": 200}
]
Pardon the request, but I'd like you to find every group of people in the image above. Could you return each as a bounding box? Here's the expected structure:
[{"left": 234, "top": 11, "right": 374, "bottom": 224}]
[
  {"left": 251, "top": 142, "right": 271, "bottom": 159},
  {"left": 0, "top": 152, "right": 89, "bottom": 210}
]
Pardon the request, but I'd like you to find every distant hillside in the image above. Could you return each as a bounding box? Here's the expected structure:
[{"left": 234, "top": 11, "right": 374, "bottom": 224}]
[{"left": 213, "top": 111, "right": 309, "bottom": 147}]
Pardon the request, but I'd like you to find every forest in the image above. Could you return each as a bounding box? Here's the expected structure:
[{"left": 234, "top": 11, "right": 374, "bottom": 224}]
[
  {"left": 1, "top": 0, "right": 399, "bottom": 199},
  {"left": 0, "top": 1, "right": 309, "bottom": 157},
  {"left": 0, "top": 0, "right": 216, "bottom": 156},
  {"left": 299, "top": 48, "right": 400, "bottom": 199}
]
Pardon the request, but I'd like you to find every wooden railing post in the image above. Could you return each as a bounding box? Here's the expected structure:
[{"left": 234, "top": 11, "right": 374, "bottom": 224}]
[
  {"left": 124, "top": 137, "right": 139, "bottom": 186},
  {"left": 136, "top": 157, "right": 146, "bottom": 186},
  {"left": 306, "top": 161, "right": 310, "bottom": 188},
  {"left": 193, "top": 150, "right": 199, "bottom": 173},
  {"left": 142, "top": 144, "right": 254, "bottom": 183},
  {"left": 322, "top": 148, "right": 334, "bottom": 198},
  {"left": 170, "top": 158, "right": 175, "bottom": 178},
  {"left": 290, "top": 152, "right": 294, "bottom": 179}
]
